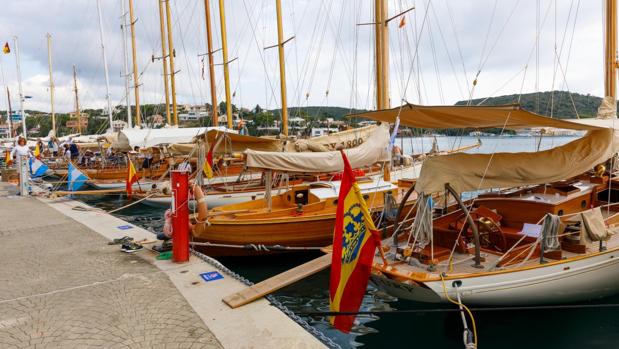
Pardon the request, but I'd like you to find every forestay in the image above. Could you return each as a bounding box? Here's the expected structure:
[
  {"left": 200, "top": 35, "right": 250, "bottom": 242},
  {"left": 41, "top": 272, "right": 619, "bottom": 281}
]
[{"left": 245, "top": 123, "right": 391, "bottom": 173}]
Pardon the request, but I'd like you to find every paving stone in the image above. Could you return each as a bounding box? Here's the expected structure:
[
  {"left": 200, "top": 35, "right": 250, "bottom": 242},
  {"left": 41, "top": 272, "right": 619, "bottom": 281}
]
[{"left": 0, "top": 185, "right": 222, "bottom": 349}]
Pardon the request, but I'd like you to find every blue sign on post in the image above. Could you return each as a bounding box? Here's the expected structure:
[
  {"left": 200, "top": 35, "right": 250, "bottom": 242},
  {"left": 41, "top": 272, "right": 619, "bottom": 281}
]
[{"left": 200, "top": 271, "right": 224, "bottom": 282}]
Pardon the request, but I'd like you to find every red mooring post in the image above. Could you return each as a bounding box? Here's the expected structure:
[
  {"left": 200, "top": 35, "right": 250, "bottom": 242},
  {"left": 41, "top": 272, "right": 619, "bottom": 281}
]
[{"left": 171, "top": 170, "right": 190, "bottom": 263}]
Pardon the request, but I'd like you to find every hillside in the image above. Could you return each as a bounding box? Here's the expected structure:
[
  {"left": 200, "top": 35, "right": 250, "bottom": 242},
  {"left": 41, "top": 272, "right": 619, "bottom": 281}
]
[
  {"left": 455, "top": 91, "right": 606, "bottom": 119},
  {"left": 268, "top": 106, "right": 368, "bottom": 120}
]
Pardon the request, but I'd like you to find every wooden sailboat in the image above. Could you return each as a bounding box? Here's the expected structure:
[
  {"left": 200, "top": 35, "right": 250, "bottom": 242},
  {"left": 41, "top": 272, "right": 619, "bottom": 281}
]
[{"left": 365, "top": 0, "right": 619, "bottom": 304}]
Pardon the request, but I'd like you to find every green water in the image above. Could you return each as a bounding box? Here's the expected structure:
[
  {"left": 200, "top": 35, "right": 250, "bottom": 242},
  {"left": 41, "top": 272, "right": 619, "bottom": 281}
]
[{"left": 79, "top": 136, "right": 619, "bottom": 348}]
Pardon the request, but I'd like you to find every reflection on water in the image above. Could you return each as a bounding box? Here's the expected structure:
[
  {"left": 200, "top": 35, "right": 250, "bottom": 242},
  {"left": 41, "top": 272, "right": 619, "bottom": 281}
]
[{"left": 78, "top": 135, "right": 619, "bottom": 348}]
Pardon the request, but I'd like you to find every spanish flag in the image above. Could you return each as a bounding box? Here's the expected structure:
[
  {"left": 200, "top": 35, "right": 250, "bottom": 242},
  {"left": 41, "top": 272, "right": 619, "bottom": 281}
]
[
  {"left": 203, "top": 142, "right": 216, "bottom": 179},
  {"left": 126, "top": 159, "right": 139, "bottom": 197},
  {"left": 2, "top": 42, "right": 9, "bottom": 54},
  {"left": 34, "top": 143, "right": 41, "bottom": 159},
  {"left": 329, "top": 150, "right": 383, "bottom": 333}
]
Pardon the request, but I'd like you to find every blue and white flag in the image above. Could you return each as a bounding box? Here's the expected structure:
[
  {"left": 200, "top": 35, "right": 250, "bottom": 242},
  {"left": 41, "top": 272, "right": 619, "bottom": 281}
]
[
  {"left": 67, "top": 162, "right": 88, "bottom": 191},
  {"left": 29, "top": 158, "right": 49, "bottom": 178},
  {"left": 388, "top": 116, "right": 400, "bottom": 151}
]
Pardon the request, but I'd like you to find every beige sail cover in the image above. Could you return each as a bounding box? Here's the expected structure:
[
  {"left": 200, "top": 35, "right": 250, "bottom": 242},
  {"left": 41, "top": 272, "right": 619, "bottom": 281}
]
[
  {"left": 286, "top": 125, "right": 378, "bottom": 152},
  {"left": 350, "top": 104, "right": 604, "bottom": 130},
  {"left": 415, "top": 128, "right": 619, "bottom": 193},
  {"left": 245, "top": 123, "right": 391, "bottom": 173},
  {"left": 597, "top": 96, "right": 617, "bottom": 119}
]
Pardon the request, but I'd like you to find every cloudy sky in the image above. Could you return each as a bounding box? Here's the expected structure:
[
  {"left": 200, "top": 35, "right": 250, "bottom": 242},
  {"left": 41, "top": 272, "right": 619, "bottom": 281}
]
[{"left": 0, "top": 0, "right": 606, "bottom": 115}]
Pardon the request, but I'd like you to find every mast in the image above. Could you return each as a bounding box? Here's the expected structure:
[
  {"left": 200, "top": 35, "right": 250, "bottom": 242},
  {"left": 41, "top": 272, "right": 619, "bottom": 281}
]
[
  {"left": 73, "top": 65, "right": 82, "bottom": 134},
  {"left": 374, "top": 0, "right": 389, "bottom": 110},
  {"left": 121, "top": 0, "right": 132, "bottom": 128},
  {"left": 218, "top": 0, "right": 233, "bottom": 129},
  {"left": 157, "top": 0, "right": 171, "bottom": 125},
  {"left": 13, "top": 37, "right": 27, "bottom": 138},
  {"left": 164, "top": 0, "right": 179, "bottom": 126},
  {"left": 46, "top": 34, "right": 56, "bottom": 135},
  {"left": 275, "top": 0, "right": 289, "bottom": 137},
  {"left": 605, "top": 0, "right": 618, "bottom": 103},
  {"left": 6, "top": 87, "right": 13, "bottom": 138},
  {"left": 96, "top": 0, "right": 114, "bottom": 133},
  {"left": 204, "top": 0, "right": 219, "bottom": 127},
  {"left": 128, "top": 0, "right": 141, "bottom": 126}
]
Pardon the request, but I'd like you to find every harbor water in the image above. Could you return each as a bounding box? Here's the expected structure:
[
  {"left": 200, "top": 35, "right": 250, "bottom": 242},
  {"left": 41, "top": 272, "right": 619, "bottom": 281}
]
[{"left": 80, "top": 136, "right": 619, "bottom": 349}]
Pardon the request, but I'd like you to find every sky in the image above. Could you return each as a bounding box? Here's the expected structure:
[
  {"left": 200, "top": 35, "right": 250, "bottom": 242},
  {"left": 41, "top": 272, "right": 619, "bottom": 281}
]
[{"left": 0, "top": 0, "right": 606, "bottom": 115}]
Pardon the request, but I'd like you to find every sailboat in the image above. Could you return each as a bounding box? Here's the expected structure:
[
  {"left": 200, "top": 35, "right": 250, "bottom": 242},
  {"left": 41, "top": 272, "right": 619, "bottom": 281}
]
[{"left": 365, "top": 0, "right": 619, "bottom": 305}]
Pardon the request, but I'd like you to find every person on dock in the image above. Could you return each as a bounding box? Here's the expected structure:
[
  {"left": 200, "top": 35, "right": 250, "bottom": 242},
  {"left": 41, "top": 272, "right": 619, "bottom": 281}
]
[
  {"left": 10, "top": 137, "right": 31, "bottom": 161},
  {"left": 63, "top": 144, "right": 72, "bottom": 162}
]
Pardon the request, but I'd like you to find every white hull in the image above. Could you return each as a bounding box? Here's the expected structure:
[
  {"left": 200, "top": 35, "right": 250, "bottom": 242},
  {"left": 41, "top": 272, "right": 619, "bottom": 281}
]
[
  {"left": 90, "top": 180, "right": 158, "bottom": 190},
  {"left": 372, "top": 248, "right": 619, "bottom": 305},
  {"left": 143, "top": 189, "right": 267, "bottom": 209}
]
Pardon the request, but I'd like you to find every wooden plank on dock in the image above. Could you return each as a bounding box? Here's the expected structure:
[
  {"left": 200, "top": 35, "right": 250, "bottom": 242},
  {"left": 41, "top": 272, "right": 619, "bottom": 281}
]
[{"left": 223, "top": 253, "right": 332, "bottom": 309}]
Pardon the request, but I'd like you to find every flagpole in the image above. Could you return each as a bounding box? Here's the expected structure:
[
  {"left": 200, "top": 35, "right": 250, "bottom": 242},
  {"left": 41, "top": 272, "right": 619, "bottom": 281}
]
[
  {"left": 120, "top": 0, "right": 132, "bottom": 128},
  {"left": 96, "top": 0, "right": 115, "bottom": 133},
  {"left": 157, "top": 0, "right": 172, "bottom": 125},
  {"left": 218, "top": 0, "right": 233, "bottom": 129},
  {"left": 46, "top": 34, "right": 56, "bottom": 135},
  {"left": 13, "top": 36, "right": 27, "bottom": 139},
  {"left": 73, "top": 65, "right": 82, "bottom": 134},
  {"left": 164, "top": 0, "right": 179, "bottom": 126}
]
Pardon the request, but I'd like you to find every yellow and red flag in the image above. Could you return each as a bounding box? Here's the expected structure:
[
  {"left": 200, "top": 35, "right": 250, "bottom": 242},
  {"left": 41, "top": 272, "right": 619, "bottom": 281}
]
[
  {"left": 203, "top": 142, "right": 216, "bottom": 179},
  {"left": 2, "top": 42, "right": 10, "bottom": 54},
  {"left": 126, "top": 159, "right": 139, "bottom": 197},
  {"left": 34, "top": 143, "right": 41, "bottom": 159},
  {"left": 329, "top": 150, "right": 383, "bottom": 333},
  {"left": 4, "top": 149, "right": 12, "bottom": 167}
]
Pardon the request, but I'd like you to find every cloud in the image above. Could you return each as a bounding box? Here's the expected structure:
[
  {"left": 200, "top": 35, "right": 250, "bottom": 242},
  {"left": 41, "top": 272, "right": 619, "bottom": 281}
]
[{"left": 0, "top": 0, "right": 607, "bottom": 116}]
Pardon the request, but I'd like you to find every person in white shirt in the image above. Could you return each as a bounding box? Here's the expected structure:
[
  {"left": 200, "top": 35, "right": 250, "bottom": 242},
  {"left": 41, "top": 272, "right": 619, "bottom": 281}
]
[{"left": 10, "top": 137, "right": 31, "bottom": 161}]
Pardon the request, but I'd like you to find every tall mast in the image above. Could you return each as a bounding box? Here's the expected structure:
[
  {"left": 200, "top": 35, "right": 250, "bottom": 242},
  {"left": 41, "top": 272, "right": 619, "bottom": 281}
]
[
  {"left": 157, "top": 0, "right": 171, "bottom": 125},
  {"left": 121, "top": 0, "right": 132, "bottom": 128},
  {"left": 73, "top": 65, "right": 82, "bottom": 134},
  {"left": 46, "top": 34, "right": 56, "bottom": 135},
  {"left": 128, "top": 0, "right": 141, "bottom": 126},
  {"left": 374, "top": 0, "right": 389, "bottom": 110},
  {"left": 96, "top": 0, "right": 114, "bottom": 133},
  {"left": 275, "top": 0, "right": 289, "bottom": 137},
  {"left": 218, "top": 0, "right": 233, "bottom": 129},
  {"left": 13, "top": 37, "right": 27, "bottom": 138},
  {"left": 204, "top": 0, "right": 219, "bottom": 127},
  {"left": 605, "top": 0, "right": 618, "bottom": 102},
  {"left": 164, "top": 0, "right": 179, "bottom": 126},
  {"left": 6, "top": 87, "right": 13, "bottom": 138}
]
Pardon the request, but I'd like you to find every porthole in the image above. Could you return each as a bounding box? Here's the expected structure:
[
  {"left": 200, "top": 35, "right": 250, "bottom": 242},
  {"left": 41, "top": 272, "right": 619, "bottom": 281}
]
[
  {"left": 558, "top": 210, "right": 564, "bottom": 216},
  {"left": 580, "top": 200, "right": 587, "bottom": 209}
]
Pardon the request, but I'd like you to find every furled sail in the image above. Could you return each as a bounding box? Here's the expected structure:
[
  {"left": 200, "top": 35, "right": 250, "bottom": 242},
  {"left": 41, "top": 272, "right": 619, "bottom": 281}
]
[
  {"left": 415, "top": 128, "right": 619, "bottom": 194},
  {"left": 114, "top": 127, "right": 230, "bottom": 150},
  {"left": 245, "top": 123, "right": 391, "bottom": 173},
  {"left": 350, "top": 103, "right": 604, "bottom": 130}
]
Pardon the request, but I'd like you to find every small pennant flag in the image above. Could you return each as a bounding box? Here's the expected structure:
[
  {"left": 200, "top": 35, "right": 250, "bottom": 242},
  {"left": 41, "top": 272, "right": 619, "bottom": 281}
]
[
  {"left": 201, "top": 57, "right": 205, "bottom": 80},
  {"left": 329, "top": 150, "right": 386, "bottom": 333},
  {"left": 126, "top": 159, "right": 139, "bottom": 197},
  {"left": 29, "top": 158, "right": 49, "bottom": 177},
  {"left": 398, "top": 15, "right": 406, "bottom": 28},
  {"left": 203, "top": 142, "right": 215, "bottom": 179},
  {"left": 3, "top": 42, "right": 10, "bottom": 54},
  {"left": 67, "top": 162, "right": 88, "bottom": 192}
]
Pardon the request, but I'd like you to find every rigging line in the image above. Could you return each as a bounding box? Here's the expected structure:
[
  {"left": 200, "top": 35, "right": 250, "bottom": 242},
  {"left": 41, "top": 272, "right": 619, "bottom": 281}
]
[
  {"left": 426, "top": 17, "right": 445, "bottom": 104},
  {"left": 231, "top": 0, "right": 265, "bottom": 102},
  {"left": 445, "top": 1, "right": 470, "bottom": 97},
  {"left": 428, "top": 1, "right": 466, "bottom": 100},
  {"left": 475, "top": 0, "right": 499, "bottom": 74},
  {"left": 240, "top": 0, "right": 279, "bottom": 114},
  {"left": 173, "top": 0, "right": 200, "bottom": 106},
  {"left": 324, "top": 0, "right": 348, "bottom": 102},
  {"left": 557, "top": 0, "right": 581, "bottom": 118},
  {"left": 402, "top": 0, "right": 431, "bottom": 99},
  {"left": 549, "top": 0, "right": 577, "bottom": 118}
]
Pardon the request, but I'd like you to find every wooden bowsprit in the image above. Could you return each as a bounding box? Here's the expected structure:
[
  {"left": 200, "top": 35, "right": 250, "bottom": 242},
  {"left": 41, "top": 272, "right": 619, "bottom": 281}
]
[{"left": 223, "top": 253, "right": 332, "bottom": 308}]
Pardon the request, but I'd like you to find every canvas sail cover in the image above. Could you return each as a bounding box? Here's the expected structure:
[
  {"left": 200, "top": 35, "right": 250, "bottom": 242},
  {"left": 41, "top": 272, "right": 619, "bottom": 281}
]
[
  {"left": 245, "top": 123, "right": 391, "bottom": 173},
  {"left": 415, "top": 128, "right": 619, "bottom": 194},
  {"left": 114, "top": 127, "right": 230, "bottom": 150},
  {"left": 350, "top": 104, "right": 604, "bottom": 131},
  {"left": 286, "top": 125, "right": 378, "bottom": 152}
]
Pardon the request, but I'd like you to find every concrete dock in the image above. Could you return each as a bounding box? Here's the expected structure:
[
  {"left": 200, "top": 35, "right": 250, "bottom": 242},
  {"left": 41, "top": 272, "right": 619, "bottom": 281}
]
[{"left": 0, "top": 183, "right": 326, "bottom": 348}]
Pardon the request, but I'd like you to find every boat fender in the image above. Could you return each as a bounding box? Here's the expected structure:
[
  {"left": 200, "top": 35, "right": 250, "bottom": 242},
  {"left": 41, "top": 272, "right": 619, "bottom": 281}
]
[
  {"left": 191, "top": 185, "right": 210, "bottom": 236},
  {"left": 163, "top": 209, "right": 173, "bottom": 238}
]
